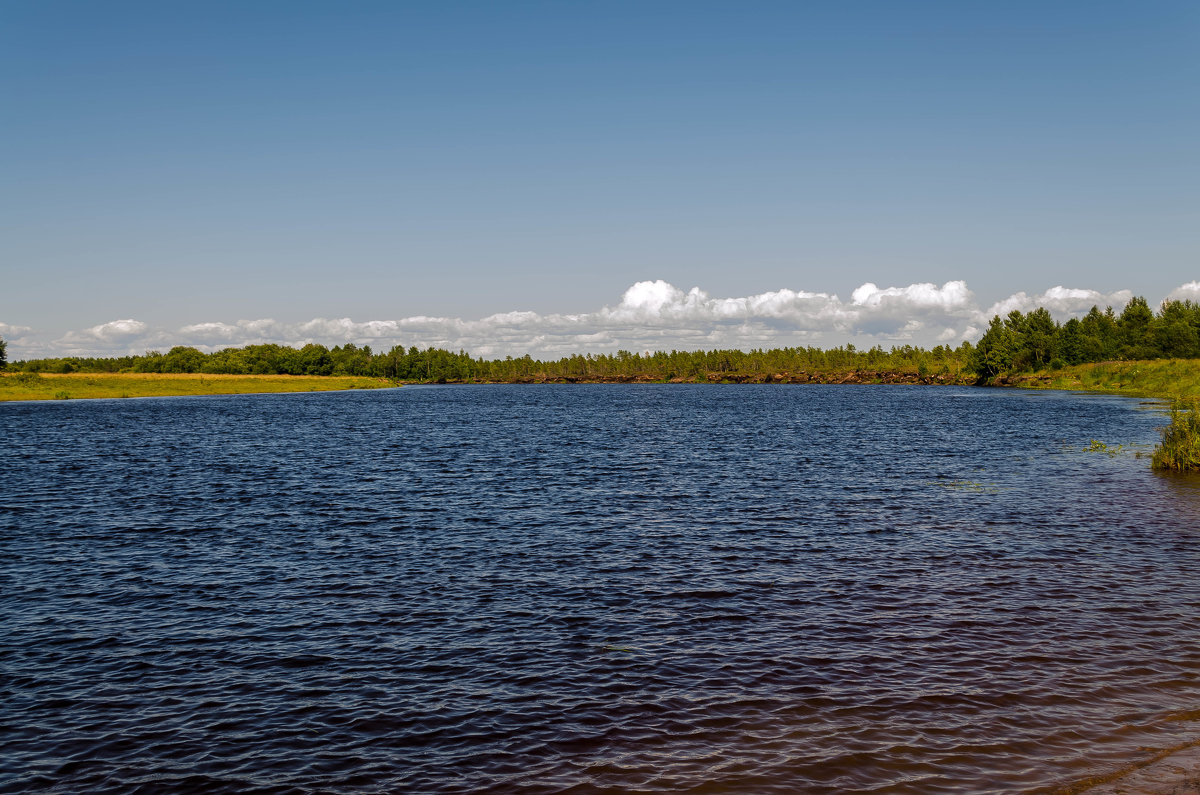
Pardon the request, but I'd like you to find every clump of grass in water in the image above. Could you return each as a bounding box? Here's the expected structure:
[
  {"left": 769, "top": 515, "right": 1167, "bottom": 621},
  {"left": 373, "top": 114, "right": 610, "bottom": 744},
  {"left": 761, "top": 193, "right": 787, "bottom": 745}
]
[
  {"left": 1085, "top": 440, "right": 1124, "bottom": 456},
  {"left": 1152, "top": 402, "right": 1200, "bottom": 472}
]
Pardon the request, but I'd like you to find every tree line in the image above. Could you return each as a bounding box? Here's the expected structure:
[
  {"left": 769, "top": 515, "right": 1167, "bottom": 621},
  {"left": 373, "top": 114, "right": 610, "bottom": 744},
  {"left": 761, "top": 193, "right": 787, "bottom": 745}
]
[
  {"left": 3, "top": 296, "right": 1198, "bottom": 382},
  {"left": 968, "top": 297, "right": 1200, "bottom": 378},
  {"left": 8, "top": 340, "right": 972, "bottom": 381}
]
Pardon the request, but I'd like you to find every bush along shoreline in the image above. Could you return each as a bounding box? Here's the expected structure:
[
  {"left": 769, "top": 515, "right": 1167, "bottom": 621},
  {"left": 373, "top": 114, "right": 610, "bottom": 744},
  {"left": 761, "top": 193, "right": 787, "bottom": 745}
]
[{"left": 1152, "top": 402, "right": 1200, "bottom": 473}]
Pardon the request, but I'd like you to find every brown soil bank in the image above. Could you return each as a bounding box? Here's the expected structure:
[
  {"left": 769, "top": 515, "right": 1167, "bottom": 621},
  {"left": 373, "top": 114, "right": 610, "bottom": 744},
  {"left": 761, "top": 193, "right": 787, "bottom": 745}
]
[{"left": 467, "top": 370, "right": 976, "bottom": 386}]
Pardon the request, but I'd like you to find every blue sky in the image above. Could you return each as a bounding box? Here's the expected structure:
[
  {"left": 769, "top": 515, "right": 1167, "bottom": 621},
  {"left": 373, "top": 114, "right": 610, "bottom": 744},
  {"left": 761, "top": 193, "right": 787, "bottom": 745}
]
[{"left": 2, "top": 1, "right": 1197, "bottom": 358}]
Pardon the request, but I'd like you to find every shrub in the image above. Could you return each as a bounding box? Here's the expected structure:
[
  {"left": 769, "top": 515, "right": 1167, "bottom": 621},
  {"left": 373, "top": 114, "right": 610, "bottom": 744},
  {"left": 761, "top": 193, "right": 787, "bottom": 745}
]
[{"left": 1152, "top": 402, "right": 1200, "bottom": 472}]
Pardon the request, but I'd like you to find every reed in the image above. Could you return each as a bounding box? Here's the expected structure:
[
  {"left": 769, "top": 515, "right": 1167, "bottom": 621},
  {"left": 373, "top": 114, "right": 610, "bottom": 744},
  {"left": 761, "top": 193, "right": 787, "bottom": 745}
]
[{"left": 1151, "top": 402, "right": 1200, "bottom": 473}]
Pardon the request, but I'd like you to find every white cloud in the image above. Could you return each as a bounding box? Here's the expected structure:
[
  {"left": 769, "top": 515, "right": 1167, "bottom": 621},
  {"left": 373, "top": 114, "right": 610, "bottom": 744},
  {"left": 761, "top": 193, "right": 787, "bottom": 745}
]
[
  {"left": 8, "top": 279, "right": 1197, "bottom": 360},
  {"left": 1166, "top": 281, "right": 1200, "bottom": 304},
  {"left": 851, "top": 280, "right": 973, "bottom": 311},
  {"left": 87, "top": 319, "right": 147, "bottom": 340},
  {"left": 179, "top": 321, "right": 241, "bottom": 340},
  {"left": 595, "top": 281, "right": 858, "bottom": 333},
  {"left": 983, "top": 286, "right": 1132, "bottom": 321},
  {"left": 845, "top": 280, "right": 977, "bottom": 337},
  {"left": 936, "top": 327, "right": 960, "bottom": 342},
  {"left": 51, "top": 319, "right": 153, "bottom": 354},
  {"left": 0, "top": 322, "right": 33, "bottom": 340}
]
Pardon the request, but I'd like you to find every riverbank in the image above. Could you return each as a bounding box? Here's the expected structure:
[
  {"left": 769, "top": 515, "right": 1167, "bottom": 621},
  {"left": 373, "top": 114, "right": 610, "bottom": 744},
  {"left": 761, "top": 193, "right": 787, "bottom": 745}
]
[
  {"left": 470, "top": 368, "right": 975, "bottom": 385},
  {"left": 2, "top": 359, "right": 1195, "bottom": 400},
  {"left": 0, "top": 372, "right": 395, "bottom": 401},
  {"left": 0, "top": 368, "right": 975, "bottom": 399},
  {"left": 997, "top": 359, "right": 1200, "bottom": 401}
]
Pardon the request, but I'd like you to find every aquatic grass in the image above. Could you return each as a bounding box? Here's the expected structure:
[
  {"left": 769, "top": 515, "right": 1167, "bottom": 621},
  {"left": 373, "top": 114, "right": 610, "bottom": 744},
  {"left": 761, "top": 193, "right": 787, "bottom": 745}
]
[
  {"left": 1151, "top": 402, "right": 1200, "bottom": 473},
  {"left": 1084, "top": 440, "right": 1124, "bottom": 456},
  {"left": 1013, "top": 361, "right": 1200, "bottom": 471},
  {"left": 1015, "top": 360, "right": 1200, "bottom": 468}
]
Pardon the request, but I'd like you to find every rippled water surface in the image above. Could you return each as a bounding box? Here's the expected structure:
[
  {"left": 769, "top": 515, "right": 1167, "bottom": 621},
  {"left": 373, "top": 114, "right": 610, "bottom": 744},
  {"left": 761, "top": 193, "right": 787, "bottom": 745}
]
[{"left": 4, "top": 385, "right": 1200, "bottom": 793}]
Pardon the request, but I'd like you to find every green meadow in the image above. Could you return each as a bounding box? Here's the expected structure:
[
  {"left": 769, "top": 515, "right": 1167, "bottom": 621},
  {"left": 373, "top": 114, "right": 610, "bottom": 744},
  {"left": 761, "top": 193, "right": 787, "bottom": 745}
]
[
  {"left": 1007, "top": 359, "right": 1200, "bottom": 401},
  {"left": 0, "top": 372, "right": 395, "bottom": 402}
]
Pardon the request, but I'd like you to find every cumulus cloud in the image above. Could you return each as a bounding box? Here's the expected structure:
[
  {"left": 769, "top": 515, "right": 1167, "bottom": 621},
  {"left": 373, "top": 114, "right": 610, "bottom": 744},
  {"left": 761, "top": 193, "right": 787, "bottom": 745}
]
[
  {"left": 8, "top": 279, "right": 1197, "bottom": 360},
  {"left": 178, "top": 321, "right": 243, "bottom": 340},
  {"left": 1166, "top": 281, "right": 1200, "bottom": 304},
  {"left": 594, "top": 280, "right": 853, "bottom": 332},
  {"left": 180, "top": 319, "right": 290, "bottom": 343},
  {"left": 53, "top": 319, "right": 154, "bottom": 353},
  {"left": 82, "top": 319, "right": 148, "bottom": 340},
  {"left": 846, "top": 280, "right": 977, "bottom": 337},
  {"left": 983, "top": 286, "right": 1133, "bottom": 321},
  {"left": 851, "top": 280, "right": 973, "bottom": 311},
  {"left": 0, "top": 322, "right": 33, "bottom": 339}
]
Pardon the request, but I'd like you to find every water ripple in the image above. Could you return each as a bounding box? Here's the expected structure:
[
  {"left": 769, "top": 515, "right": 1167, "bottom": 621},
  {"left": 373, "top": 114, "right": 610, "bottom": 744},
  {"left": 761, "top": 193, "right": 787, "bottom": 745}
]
[{"left": 2, "top": 385, "right": 1198, "bottom": 793}]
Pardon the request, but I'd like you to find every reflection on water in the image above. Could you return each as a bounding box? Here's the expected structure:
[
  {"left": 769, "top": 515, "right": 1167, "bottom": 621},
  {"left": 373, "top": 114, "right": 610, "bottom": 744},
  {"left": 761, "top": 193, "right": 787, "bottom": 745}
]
[{"left": 2, "top": 385, "right": 1198, "bottom": 793}]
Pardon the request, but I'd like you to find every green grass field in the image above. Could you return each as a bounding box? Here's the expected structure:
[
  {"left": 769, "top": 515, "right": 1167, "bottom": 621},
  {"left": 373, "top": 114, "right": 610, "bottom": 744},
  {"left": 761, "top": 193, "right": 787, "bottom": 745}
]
[
  {"left": 1008, "top": 359, "right": 1200, "bottom": 401},
  {"left": 0, "top": 372, "right": 396, "bottom": 401}
]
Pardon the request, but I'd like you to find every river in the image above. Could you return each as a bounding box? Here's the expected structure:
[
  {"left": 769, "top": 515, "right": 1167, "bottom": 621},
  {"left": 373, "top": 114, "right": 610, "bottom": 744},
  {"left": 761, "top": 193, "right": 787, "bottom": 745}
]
[{"left": 3, "top": 385, "right": 1198, "bottom": 792}]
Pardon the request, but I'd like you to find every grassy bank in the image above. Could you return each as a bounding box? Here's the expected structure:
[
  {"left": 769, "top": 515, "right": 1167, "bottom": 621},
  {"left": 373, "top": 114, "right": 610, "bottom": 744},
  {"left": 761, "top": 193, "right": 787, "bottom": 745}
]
[
  {"left": 998, "top": 359, "right": 1200, "bottom": 401},
  {"left": 0, "top": 372, "right": 396, "bottom": 402}
]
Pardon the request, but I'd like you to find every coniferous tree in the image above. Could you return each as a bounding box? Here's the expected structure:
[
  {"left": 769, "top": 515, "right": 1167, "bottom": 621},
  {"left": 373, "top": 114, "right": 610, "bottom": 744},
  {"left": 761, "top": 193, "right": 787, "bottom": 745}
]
[{"left": 1118, "top": 296, "right": 1155, "bottom": 359}]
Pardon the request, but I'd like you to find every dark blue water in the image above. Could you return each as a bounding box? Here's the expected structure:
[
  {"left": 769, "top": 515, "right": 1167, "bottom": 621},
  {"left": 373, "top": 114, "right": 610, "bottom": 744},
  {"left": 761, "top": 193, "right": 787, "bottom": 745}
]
[{"left": 3, "top": 385, "right": 1199, "bottom": 793}]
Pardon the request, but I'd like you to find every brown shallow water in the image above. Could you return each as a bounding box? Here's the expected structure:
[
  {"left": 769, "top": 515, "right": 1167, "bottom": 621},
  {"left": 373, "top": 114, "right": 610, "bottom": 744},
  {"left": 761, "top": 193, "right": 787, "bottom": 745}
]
[{"left": 2, "top": 385, "right": 1198, "bottom": 793}]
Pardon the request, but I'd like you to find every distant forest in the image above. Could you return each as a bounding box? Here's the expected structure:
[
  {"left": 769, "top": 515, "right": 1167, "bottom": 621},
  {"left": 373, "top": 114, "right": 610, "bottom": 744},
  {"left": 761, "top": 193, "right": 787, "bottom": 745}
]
[{"left": 5, "top": 297, "right": 1199, "bottom": 382}]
